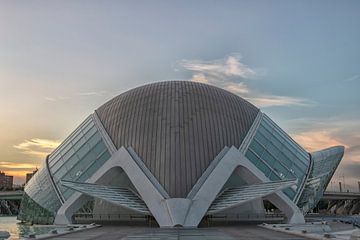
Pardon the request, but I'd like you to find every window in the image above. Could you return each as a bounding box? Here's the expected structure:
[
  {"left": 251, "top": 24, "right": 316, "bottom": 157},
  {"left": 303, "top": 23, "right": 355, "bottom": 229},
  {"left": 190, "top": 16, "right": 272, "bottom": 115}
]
[{"left": 245, "top": 114, "right": 311, "bottom": 201}]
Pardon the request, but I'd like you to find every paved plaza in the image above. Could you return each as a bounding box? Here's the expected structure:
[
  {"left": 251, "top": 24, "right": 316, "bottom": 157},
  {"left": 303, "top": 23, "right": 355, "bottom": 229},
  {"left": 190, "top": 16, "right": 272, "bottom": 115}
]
[{"left": 52, "top": 225, "right": 308, "bottom": 240}]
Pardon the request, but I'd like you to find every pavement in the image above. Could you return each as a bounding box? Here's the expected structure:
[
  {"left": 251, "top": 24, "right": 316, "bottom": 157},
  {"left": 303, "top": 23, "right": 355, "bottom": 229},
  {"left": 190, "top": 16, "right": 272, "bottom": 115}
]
[
  {"left": 261, "top": 221, "right": 358, "bottom": 240},
  {"left": 50, "top": 225, "right": 309, "bottom": 240}
]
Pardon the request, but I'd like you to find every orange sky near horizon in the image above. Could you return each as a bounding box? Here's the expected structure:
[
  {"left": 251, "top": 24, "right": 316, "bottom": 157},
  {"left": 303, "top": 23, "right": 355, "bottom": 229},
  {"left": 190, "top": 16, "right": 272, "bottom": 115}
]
[{"left": 1, "top": 126, "right": 355, "bottom": 186}]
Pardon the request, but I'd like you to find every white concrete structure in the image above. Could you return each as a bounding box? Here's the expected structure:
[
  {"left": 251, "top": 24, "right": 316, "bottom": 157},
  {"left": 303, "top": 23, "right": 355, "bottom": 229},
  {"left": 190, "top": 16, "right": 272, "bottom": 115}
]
[
  {"left": 55, "top": 146, "right": 304, "bottom": 227},
  {"left": 19, "top": 81, "right": 344, "bottom": 227}
]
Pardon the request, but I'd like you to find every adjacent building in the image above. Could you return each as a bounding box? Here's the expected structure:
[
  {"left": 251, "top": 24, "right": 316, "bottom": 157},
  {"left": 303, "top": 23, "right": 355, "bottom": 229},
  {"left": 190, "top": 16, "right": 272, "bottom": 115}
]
[
  {"left": 0, "top": 171, "right": 13, "bottom": 189},
  {"left": 18, "top": 81, "right": 344, "bottom": 227},
  {"left": 25, "top": 169, "right": 38, "bottom": 184}
]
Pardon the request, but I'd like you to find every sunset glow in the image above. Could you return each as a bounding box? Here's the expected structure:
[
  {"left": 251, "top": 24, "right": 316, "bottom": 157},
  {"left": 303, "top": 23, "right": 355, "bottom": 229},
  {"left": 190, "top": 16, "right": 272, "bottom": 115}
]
[{"left": 0, "top": 1, "right": 359, "bottom": 191}]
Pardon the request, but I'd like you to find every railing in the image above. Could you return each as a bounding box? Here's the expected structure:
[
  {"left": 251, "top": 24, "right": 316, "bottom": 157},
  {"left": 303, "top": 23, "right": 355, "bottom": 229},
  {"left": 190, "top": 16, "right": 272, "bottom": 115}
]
[
  {"left": 207, "top": 213, "right": 285, "bottom": 220},
  {"left": 74, "top": 213, "right": 148, "bottom": 222},
  {"left": 74, "top": 212, "right": 285, "bottom": 223},
  {"left": 202, "top": 213, "right": 285, "bottom": 227},
  {"left": 73, "top": 213, "right": 158, "bottom": 227}
]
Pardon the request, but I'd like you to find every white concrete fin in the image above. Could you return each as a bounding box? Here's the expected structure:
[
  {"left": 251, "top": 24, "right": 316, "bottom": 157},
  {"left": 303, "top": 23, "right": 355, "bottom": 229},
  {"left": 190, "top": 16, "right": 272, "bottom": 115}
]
[
  {"left": 55, "top": 145, "right": 305, "bottom": 227},
  {"left": 55, "top": 147, "right": 172, "bottom": 226},
  {"left": 207, "top": 179, "right": 297, "bottom": 214},
  {"left": 164, "top": 198, "right": 192, "bottom": 227},
  {"left": 183, "top": 146, "right": 305, "bottom": 226},
  {"left": 239, "top": 111, "right": 263, "bottom": 154},
  {"left": 92, "top": 112, "right": 117, "bottom": 154},
  {"left": 61, "top": 180, "right": 150, "bottom": 214}
]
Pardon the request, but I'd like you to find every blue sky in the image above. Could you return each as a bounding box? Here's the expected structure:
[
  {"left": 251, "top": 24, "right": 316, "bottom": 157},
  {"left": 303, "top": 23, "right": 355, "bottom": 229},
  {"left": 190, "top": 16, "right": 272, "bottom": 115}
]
[{"left": 0, "top": 1, "right": 359, "bottom": 188}]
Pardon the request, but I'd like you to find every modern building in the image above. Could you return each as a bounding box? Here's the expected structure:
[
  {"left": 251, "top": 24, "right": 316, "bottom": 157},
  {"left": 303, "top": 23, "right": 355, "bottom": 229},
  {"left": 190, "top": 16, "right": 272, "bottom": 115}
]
[
  {"left": 18, "top": 81, "right": 344, "bottom": 227},
  {"left": 25, "top": 169, "right": 38, "bottom": 184},
  {"left": 0, "top": 171, "right": 13, "bottom": 189}
]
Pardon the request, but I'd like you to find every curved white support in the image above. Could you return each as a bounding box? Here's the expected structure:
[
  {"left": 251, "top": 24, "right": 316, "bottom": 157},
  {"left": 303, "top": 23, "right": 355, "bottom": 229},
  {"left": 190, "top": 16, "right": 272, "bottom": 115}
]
[
  {"left": 54, "top": 192, "right": 91, "bottom": 225},
  {"left": 55, "top": 146, "right": 305, "bottom": 227},
  {"left": 165, "top": 198, "right": 192, "bottom": 227},
  {"left": 55, "top": 147, "right": 172, "bottom": 226},
  {"left": 183, "top": 146, "right": 304, "bottom": 226}
]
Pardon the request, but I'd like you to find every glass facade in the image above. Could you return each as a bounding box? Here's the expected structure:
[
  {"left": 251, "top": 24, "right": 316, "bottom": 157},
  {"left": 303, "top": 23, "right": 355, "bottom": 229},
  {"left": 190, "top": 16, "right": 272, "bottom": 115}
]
[
  {"left": 19, "top": 115, "right": 112, "bottom": 224},
  {"left": 48, "top": 115, "right": 112, "bottom": 200},
  {"left": 297, "top": 147, "right": 344, "bottom": 213},
  {"left": 20, "top": 161, "right": 62, "bottom": 221},
  {"left": 245, "top": 114, "right": 310, "bottom": 200},
  {"left": 18, "top": 192, "right": 56, "bottom": 224},
  {"left": 18, "top": 109, "right": 343, "bottom": 224}
]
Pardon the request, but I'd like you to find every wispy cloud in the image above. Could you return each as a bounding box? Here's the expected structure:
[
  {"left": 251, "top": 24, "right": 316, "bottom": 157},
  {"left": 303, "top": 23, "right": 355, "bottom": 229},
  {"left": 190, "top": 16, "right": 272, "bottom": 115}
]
[
  {"left": 292, "top": 130, "right": 347, "bottom": 152},
  {"left": 180, "top": 55, "right": 256, "bottom": 79},
  {"left": 0, "top": 161, "right": 38, "bottom": 179},
  {"left": 44, "top": 96, "right": 71, "bottom": 101},
  {"left": 287, "top": 116, "right": 359, "bottom": 153},
  {"left": 179, "top": 54, "right": 312, "bottom": 108},
  {"left": 343, "top": 75, "right": 360, "bottom": 82},
  {"left": 45, "top": 90, "right": 108, "bottom": 102},
  {"left": 13, "top": 138, "right": 61, "bottom": 157},
  {"left": 76, "top": 91, "right": 107, "bottom": 96},
  {"left": 286, "top": 116, "right": 360, "bottom": 191},
  {"left": 250, "top": 96, "right": 313, "bottom": 107},
  {"left": 347, "top": 145, "right": 360, "bottom": 154},
  {"left": 44, "top": 97, "right": 57, "bottom": 102},
  {"left": 0, "top": 161, "right": 37, "bottom": 169}
]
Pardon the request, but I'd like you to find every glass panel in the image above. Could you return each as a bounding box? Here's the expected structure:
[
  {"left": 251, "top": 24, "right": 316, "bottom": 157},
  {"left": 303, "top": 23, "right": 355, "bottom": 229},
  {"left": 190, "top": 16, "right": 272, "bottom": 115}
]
[
  {"left": 245, "top": 114, "right": 311, "bottom": 201},
  {"left": 258, "top": 127, "right": 272, "bottom": 141},
  {"left": 245, "top": 149, "right": 261, "bottom": 166},
  {"left": 256, "top": 160, "right": 271, "bottom": 176},
  {"left": 269, "top": 172, "right": 281, "bottom": 181},
  {"left": 249, "top": 140, "right": 264, "bottom": 157},
  {"left": 255, "top": 131, "right": 268, "bottom": 147},
  {"left": 47, "top": 115, "right": 112, "bottom": 201},
  {"left": 261, "top": 150, "right": 276, "bottom": 166}
]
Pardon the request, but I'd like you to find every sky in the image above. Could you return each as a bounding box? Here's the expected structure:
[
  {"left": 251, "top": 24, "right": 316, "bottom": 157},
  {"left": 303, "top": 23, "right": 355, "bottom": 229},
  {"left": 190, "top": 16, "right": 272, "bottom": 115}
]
[{"left": 0, "top": 1, "right": 359, "bottom": 190}]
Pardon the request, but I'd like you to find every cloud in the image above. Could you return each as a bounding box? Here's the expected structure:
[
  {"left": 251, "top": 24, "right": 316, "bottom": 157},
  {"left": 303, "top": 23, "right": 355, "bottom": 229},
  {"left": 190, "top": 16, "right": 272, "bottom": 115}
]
[
  {"left": 0, "top": 161, "right": 38, "bottom": 181},
  {"left": 347, "top": 145, "right": 360, "bottom": 154},
  {"left": 179, "top": 54, "right": 311, "bottom": 108},
  {"left": 224, "top": 82, "right": 250, "bottom": 95},
  {"left": 180, "top": 55, "right": 256, "bottom": 79},
  {"left": 180, "top": 55, "right": 356, "bottom": 189},
  {"left": 76, "top": 91, "right": 107, "bottom": 96},
  {"left": 44, "top": 96, "right": 70, "bottom": 101},
  {"left": 13, "top": 138, "right": 61, "bottom": 157},
  {"left": 44, "top": 97, "right": 57, "bottom": 102},
  {"left": 249, "top": 95, "right": 311, "bottom": 107},
  {"left": 286, "top": 117, "right": 360, "bottom": 191},
  {"left": 45, "top": 91, "right": 108, "bottom": 102},
  {"left": 0, "top": 162, "right": 37, "bottom": 169},
  {"left": 291, "top": 130, "right": 347, "bottom": 152},
  {"left": 343, "top": 75, "right": 360, "bottom": 82}
]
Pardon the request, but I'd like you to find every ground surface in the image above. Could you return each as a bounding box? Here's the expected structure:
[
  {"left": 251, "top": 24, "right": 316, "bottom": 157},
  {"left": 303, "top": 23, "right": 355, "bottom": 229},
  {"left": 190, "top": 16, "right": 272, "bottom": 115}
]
[{"left": 52, "top": 225, "right": 309, "bottom": 240}]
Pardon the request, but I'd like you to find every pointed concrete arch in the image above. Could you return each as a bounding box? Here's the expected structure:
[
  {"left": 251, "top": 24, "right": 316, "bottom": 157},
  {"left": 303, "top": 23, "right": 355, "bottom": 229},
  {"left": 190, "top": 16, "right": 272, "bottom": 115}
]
[
  {"left": 54, "top": 147, "right": 173, "bottom": 226},
  {"left": 183, "top": 146, "right": 305, "bottom": 226},
  {"left": 55, "top": 146, "right": 305, "bottom": 227}
]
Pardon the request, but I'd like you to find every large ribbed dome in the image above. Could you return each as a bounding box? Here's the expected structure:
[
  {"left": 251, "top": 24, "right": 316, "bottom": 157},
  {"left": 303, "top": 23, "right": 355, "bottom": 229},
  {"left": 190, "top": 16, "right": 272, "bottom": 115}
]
[{"left": 96, "top": 81, "right": 259, "bottom": 197}]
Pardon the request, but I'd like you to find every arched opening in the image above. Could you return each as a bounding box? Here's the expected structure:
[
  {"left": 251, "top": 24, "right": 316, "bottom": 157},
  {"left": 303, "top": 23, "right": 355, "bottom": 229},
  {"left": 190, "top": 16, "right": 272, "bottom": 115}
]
[
  {"left": 59, "top": 166, "right": 153, "bottom": 226},
  {"left": 205, "top": 167, "right": 266, "bottom": 226},
  {"left": 204, "top": 164, "right": 303, "bottom": 226}
]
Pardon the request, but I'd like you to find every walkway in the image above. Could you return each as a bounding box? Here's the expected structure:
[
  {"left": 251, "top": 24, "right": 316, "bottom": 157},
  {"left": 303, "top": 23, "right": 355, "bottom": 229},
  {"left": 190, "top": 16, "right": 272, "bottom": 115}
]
[{"left": 53, "top": 225, "right": 309, "bottom": 240}]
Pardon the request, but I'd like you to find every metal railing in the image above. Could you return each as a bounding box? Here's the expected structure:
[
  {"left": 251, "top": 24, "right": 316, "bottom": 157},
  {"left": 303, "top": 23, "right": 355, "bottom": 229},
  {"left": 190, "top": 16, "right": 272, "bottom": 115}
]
[
  {"left": 207, "top": 213, "right": 285, "bottom": 221},
  {"left": 74, "top": 213, "right": 148, "bottom": 221}
]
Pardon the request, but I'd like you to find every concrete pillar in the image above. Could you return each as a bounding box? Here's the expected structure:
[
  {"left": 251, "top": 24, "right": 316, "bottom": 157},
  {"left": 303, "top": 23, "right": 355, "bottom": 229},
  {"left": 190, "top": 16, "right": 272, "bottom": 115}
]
[{"left": 339, "top": 182, "right": 342, "bottom": 192}]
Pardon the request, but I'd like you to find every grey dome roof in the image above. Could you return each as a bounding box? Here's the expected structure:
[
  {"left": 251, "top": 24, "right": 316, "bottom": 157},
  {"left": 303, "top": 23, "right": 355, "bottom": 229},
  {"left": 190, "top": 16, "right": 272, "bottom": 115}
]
[{"left": 96, "top": 81, "right": 259, "bottom": 198}]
